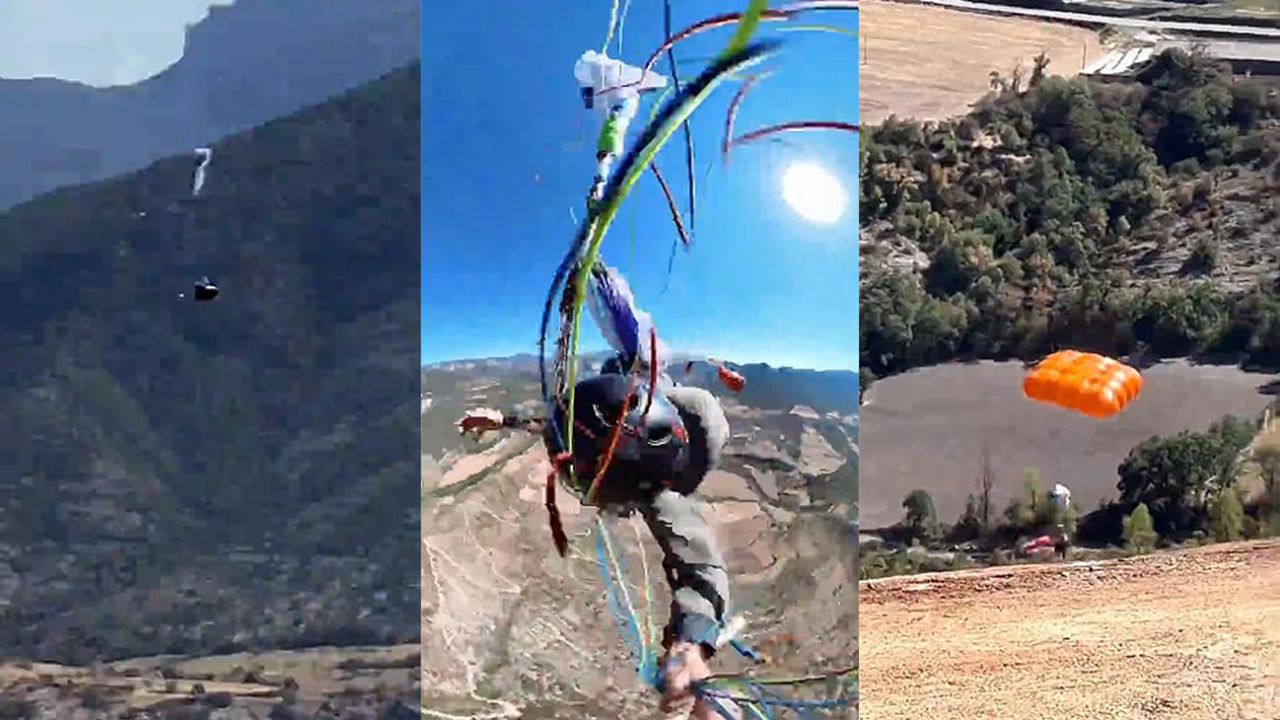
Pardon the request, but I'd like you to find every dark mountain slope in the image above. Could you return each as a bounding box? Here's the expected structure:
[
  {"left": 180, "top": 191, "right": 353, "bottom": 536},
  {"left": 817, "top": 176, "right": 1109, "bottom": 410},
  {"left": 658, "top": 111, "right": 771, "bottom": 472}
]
[{"left": 0, "top": 62, "right": 421, "bottom": 663}]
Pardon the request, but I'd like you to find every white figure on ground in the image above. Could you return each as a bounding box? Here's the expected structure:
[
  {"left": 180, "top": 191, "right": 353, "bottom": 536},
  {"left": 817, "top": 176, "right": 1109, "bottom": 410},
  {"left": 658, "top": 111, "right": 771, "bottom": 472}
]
[{"left": 1050, "top": 483, "right": 1072, "bottom": 528}]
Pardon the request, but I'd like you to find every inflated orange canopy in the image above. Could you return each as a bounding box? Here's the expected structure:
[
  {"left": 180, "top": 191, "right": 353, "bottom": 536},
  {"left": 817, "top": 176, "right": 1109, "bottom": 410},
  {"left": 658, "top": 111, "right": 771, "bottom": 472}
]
[
  {"left": 1022, "top": 350, "right": 1142, "bottom": 419},
  {"left": 717, "top": 365, "right": 746, "bottom": 393}
]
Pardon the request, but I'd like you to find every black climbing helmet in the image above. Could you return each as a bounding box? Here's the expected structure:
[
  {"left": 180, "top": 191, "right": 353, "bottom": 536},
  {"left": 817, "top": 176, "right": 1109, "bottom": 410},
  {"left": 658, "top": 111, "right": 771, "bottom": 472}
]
[{"left": 546, "top": 373, "right": 689, "bottom": 497}]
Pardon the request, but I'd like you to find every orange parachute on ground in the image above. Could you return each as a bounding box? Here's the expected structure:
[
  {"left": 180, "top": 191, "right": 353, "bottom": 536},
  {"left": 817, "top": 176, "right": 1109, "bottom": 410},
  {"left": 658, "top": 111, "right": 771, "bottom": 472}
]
[{"left": 1022, "top": 350, "right": 1142, "bottom": 419}]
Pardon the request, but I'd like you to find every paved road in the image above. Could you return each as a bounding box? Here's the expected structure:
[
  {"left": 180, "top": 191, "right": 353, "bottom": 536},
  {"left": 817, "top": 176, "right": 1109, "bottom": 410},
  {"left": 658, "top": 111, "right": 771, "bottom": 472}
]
[
  {"left": 1160, "top": 37, "right": 1280, "bottom": 62},
  {"left": 901, "top": 0, "right": 1280, "bottom": 38}
]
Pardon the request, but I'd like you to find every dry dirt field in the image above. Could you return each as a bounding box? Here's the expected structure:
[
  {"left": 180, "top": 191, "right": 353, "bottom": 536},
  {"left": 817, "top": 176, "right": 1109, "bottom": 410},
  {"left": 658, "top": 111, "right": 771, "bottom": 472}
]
[
  {"left": 860, "top": 540, "right": 1280, "bottom": 720},
  {"left": 0, "top": 643, "right": 420, "bottom": 717},
  {"left": 860, "top": 0, "right": 1105, "bottom": 124},
  {"left": 859, "top": 360, "right": 1278, "bottom": 527}
]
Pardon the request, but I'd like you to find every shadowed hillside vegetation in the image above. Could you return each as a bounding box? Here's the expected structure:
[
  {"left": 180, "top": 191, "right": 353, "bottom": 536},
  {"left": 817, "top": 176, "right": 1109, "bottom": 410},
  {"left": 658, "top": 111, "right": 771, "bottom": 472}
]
[
  {"left": 0, "top": 63, "right": 421, "bottom": 663},
  {"left": 861, "top": 49, "right": 1280, "bottom": 386}
]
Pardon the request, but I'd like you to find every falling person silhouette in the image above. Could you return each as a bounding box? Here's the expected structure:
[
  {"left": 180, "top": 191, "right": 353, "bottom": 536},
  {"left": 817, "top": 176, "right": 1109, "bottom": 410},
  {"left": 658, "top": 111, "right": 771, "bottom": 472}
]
[{"left": 456, "top": 266, "right": 743, "bottom": 718}]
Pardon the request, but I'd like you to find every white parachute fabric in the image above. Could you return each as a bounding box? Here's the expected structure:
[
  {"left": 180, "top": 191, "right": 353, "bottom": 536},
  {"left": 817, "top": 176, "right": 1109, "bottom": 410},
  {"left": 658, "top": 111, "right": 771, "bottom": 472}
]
[
  {"left": 574, "top": 51, "right": 667, "bottom": 204},
  {"left": 574, "top": 50, "right": 667, "bottom": 123},
  {"left": 191, "top": 147, "right": 213, "bottom": 197},
  {"left": 586, "top": 264, "right": 668, "bottom": 373},
  {"left": 1050, "top": 483, "right": 1072, "bottom": 514}
]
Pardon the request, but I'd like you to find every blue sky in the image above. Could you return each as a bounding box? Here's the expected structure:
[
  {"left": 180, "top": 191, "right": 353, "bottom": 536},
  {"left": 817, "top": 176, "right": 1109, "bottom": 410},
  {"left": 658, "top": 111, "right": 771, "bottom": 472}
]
[
  {"left": 423, "top": 2, "right": 859, "bottom": 372},
  {"left": 0, "top": 1, "right": 231, "bottom": 86}
]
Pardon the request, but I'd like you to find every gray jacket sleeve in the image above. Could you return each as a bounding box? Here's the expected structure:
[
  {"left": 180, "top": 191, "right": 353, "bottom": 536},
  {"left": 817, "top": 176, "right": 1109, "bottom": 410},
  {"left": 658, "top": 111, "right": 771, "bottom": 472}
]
[
  {"left": 641, "top": 489, "right": 730, "bottom": 657},
  {"left": 665, "top": 386, "right": 729, "bottom": 495}
]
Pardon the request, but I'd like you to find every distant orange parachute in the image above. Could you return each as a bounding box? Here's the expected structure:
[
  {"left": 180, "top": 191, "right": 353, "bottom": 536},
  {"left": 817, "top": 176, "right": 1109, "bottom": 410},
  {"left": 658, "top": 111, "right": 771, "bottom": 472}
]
[
  {"left": 717, "top": 365, "right": 746, "bottom": 393},
  {"left": 1022, "top": 350, "right": 1142, "bottom": 419}
]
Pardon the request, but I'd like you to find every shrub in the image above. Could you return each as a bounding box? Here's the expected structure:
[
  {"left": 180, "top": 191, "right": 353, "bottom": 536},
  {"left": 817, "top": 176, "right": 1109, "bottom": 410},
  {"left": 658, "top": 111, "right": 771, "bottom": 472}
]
[
  {"left": 1122, "top": 502, "right": 1159, "bottom": 553},
  {"left": 1208, "top": 489, "right": 1245, "bottom": 542}
]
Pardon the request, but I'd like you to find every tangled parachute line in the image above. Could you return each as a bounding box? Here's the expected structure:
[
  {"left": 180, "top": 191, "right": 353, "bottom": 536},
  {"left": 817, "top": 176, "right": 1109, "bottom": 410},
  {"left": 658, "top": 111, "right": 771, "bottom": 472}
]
[
  {"left": 539, "top": 0, "right": 860, "bottom": 463},
  {"left": 538, "top": 2, "right": 860, "bottom": 715},
  {"left": 594, "top": 516, "right": 859, "bottom": 719}
]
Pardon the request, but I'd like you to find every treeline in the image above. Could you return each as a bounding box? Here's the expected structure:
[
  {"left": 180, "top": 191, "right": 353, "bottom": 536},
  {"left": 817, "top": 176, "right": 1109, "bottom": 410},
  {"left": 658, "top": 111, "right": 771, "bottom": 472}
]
[
  {"left": 863, "top": 409, "right": 1280, "bottom": 578},
  {"left": 859, "top": 49, "right": 1280, "bottom": 388}
]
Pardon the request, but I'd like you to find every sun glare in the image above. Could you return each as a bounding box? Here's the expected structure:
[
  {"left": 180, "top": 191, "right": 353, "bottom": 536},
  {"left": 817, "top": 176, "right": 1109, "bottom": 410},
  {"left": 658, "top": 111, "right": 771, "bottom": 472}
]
[{"left": 781, "top": 161, "right": 847, "bottom": 225}]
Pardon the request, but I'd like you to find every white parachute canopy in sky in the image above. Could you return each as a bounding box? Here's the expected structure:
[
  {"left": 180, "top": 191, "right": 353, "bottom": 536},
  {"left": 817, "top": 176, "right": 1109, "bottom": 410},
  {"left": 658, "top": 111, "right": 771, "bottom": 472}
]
[
  {"left": 191, "top": 147, "right": 213, "bottom": 197},
  {"left": 1050, "top": 483, "right": 1072, "bottom": 512},
  {"left": 574, "top": 50, "right": 667, "bottom": 123}
]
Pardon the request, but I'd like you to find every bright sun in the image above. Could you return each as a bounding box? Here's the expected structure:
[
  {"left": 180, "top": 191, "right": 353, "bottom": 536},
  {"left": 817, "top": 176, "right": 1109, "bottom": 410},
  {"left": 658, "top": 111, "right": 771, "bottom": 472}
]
[{"left": 781, "top": 162, "right": 847, "bottom": 225}]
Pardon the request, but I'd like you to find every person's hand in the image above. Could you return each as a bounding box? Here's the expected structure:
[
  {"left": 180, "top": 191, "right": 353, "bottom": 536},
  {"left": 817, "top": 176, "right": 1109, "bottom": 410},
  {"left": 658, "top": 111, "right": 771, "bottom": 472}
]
[
  {"left": 660, "top": 642, "right": 741, "bottom": 720},
  {"left": 457, "top": 409, "right": 503, "bottom": 440}
]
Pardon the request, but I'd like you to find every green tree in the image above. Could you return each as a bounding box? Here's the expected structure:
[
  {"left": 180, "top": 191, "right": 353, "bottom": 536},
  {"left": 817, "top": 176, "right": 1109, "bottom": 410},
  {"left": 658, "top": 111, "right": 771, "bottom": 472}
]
[
  {"left": 1208, "top": 488, "right": 1245, "bottom": 542},
  {"left": 1138, "top": 50, "right": 1235, "bottom": 166},
  {"left": 1183, "top": 236, "right": 1219, "bottom": 274},
  {"left": 1122, "top": 502, "right": 1159, "bottom": 553},
  {"left": 949, "top": 494, "right": 983, "bottom": 543},
  {"left": 860, "top": 270, "right": 968, "bottom": 375},
  {"left": 1003, "top": 469, "right": 1053, "bottom": 535},
  {"left": 1116, "top": 415, "right": 1254, "bottom": 539},
  {"left": 1256, "top": 437, "right": 1280, "bottom": 536},
  {"left": 902, "top": 489, "right": 939, "bottom": 543},
  {"left": 1254, "top": 439, "right": 1280, "bottom": 505},
  {"left": 976, "top": 444, "right": 995, "bottom": 532},
  {"left": 1131, "top": 282, "right": 1226, "bottom": 356}
]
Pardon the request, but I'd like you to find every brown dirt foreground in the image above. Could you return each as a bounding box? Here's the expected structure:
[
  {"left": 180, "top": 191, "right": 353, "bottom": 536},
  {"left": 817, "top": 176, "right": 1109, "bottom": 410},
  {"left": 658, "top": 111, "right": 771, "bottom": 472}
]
[
  {"left": 859, "top": 540, "right": 1280, "bottom": 720},
  {"left": 860, "top": 0, "right": 1104, "bottom": 125}
]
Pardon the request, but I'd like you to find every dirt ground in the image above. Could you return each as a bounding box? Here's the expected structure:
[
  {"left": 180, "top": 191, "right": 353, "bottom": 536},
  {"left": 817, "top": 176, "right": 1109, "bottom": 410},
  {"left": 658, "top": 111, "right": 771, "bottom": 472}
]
[
  {"left": 422, "top": 437, "right": 857, "bottom": 718},
  {"left": 859, "top": 360, "right": 1278, "bottom": 527},
  {"left": 0, "top": 643, "right": 419, "bottom": 716},
  {"left": 860, "top": 0, "right": 1105, "bottom": 124},
  {"left": 859, "top": 540, "right": 1280, "bottom": 720}
]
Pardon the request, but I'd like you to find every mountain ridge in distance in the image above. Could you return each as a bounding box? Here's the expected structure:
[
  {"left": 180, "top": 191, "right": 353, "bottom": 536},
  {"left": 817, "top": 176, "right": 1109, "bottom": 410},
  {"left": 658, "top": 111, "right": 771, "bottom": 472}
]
[
  {"left": 423, "top": 350, "right": 857, "bottom": 374},
  {"left": 0, "top": 0, "right": 421, "bottom": 210},
  {"left": 423, "top": 351, "right": 860, "bottom": 419}
]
